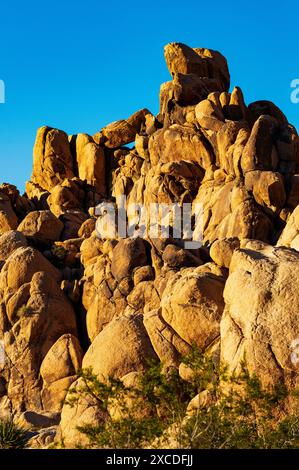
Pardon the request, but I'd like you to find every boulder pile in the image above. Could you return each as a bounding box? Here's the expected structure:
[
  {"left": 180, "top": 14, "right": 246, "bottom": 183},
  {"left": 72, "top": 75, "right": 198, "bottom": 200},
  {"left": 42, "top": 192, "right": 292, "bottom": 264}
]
[{"left": 0, "top": 42, "right": 299, "bottom": 447}]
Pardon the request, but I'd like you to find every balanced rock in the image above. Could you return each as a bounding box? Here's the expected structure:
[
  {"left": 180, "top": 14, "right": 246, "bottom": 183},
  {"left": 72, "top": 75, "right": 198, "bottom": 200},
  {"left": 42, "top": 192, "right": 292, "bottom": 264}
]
[{"left": 94, "top": 109, "right": 149, "bottom": 148}]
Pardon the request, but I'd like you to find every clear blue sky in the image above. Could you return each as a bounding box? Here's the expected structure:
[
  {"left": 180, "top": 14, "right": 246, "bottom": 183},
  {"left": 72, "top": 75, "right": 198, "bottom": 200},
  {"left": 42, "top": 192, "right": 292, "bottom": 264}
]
[{"left": 0, "top": 0, "right": 298, "bottom": 192}]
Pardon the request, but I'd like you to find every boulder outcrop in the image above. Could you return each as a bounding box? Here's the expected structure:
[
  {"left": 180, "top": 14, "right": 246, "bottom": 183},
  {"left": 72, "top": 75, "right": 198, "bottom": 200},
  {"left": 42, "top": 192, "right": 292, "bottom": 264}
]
[{"left": 0, "top": 41, "right": 299, "bottom": 447}]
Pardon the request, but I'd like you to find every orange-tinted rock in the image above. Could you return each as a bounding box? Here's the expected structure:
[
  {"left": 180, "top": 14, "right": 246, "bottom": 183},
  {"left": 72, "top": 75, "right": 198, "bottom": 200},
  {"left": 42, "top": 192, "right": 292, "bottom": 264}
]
[
  {"left": 75, "top": 134, "right": 106, "bottom": 195},
  {"left": 149, "top": 124, "right": 214, "bottom": 169},
  {"left": 17, "top": 210, "right": 64, "bottom": 244},
  {"left": 93, "top": 109, "right": 149, "bottom": 148},
  {"left": 31, "top": 126, "right": 74, "bottom": 191},
  {"left": 241, "top": 115, "right": 279, "bottom": 173}
]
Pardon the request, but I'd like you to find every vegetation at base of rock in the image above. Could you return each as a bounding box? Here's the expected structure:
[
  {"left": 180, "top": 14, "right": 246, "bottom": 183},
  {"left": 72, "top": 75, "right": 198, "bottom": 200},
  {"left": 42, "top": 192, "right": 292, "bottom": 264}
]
[
  {"left": 63, "top": 347, "right": 299, "bottom": 449},
  {"left": 0, "top": 419, "right": 28, "bottom": 449}
]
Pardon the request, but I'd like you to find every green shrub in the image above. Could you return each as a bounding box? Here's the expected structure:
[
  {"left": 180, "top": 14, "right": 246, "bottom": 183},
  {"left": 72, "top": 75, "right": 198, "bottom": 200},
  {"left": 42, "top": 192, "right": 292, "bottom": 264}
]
[
  {"left": 16, "top": 304, "right": 31, "bottom": 318},
  {"left": 65, "top": 346, "right": 299, "bottom": 449},
  {"left": 0, "top": 419, "right": 28, "bottom": 449},
  {"left": 50, "top": 245, "right": 68, "bottom": 268},
  {"left": 51, "top": 245, "right": 67, "bottom": 260}
]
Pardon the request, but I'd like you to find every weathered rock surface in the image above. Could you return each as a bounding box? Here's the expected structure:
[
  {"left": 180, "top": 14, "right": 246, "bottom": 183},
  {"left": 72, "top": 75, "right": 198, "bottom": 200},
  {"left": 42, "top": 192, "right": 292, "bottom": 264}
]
[
  {"left": 17, "top": 210, "right": 64, "bottom": 244},
  {"left": 0, "top": 191, "right": 18, "bottom": 234},
  {"left": 82, "top": 315, "right": 157, "bottom": 382},
  {"left": 75, "top": 134, "right": 106, "bottom": 195},
  {"left": 149, "top": 124, "right": 214, "bottom": 168},
  {"left": 55, "top": 377, "right": 107, "bottom": 448},
  {"left": 0, "top": 230, "right": 27, "bottom": 264},
  {"left": 0, "top": 41, "right": 299, "bottom": 447},
  {"left": 40, "top": 334, "right": 83, "bottom": 411},
  {"left": 31, "top": 126, "right": 74, "bottom": 192},
  {"left": 210, "top": 238, "right": 240, "bottom": 268},
  {"left": 221, "top": 243, "right": 299, "bottom": 387},
  {"left": 111, "top": 238, "right": 148, "bottom": 281},
  {"left": 94, "top": 109, "right": 149, "bottom": 148},
  {"left": 277, "top": 204, "right": 299, "bottom": 250},
  {"left": 193, "top": 180, "right": 273, "bottom": 244},
  {"left": 0, "top": 247, "right": 78, "bottom": 412},
  {"left": 161, "top": 266, "right": 225, "bottom": 349}
]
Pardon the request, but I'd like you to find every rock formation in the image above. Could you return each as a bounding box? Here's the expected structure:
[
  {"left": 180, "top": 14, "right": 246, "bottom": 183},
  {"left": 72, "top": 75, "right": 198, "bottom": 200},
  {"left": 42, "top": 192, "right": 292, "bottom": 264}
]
[{"left": 0, "top": 42, "right": 299, "bottom": 447}]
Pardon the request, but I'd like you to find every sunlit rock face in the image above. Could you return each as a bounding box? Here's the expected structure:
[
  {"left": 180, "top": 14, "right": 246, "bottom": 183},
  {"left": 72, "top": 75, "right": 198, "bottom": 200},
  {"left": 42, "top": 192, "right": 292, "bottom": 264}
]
[{"left": 0, "top": 41, "right": 299, "bottom": 447}]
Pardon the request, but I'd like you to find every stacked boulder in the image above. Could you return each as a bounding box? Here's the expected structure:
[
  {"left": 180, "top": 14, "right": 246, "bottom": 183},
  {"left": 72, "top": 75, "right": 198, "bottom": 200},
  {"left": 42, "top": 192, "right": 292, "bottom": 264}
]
[{"left": 0, "top": 42, "right": 299, "bottom": 447}]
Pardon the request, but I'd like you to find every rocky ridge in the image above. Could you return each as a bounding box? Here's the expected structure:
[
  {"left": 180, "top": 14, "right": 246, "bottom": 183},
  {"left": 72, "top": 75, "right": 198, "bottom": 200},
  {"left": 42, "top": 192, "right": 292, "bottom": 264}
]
[{"left": 0, "top": 42, "right": 299, "bottom": 447}]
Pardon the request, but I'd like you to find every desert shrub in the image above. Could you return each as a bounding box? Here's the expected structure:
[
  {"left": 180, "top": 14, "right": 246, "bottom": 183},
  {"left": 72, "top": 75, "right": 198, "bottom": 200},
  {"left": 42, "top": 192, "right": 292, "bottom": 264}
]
[
  {"left": 16, "top": 304, "right": 31, "bottom": 317},
  {"left": 0, "top": 419, "right": 28, "bottom": 449},
  {"left": 50, "top": 244, "right": 68, "bottom": 268},
  {"left": 65, "top": 346, "right": 299, "bottom": 449},
  {"left": 51, "top": 245, "right": 67, "bottom": 260}
]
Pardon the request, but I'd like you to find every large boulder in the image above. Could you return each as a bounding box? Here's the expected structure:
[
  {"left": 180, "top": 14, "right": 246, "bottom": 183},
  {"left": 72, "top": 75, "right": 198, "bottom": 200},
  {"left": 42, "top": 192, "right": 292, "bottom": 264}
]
[
  {"left": 0, "top": 246, "right": 60, "bottom": 291},
  {"left": 0, "top": 183, "right": 34, "bottom": 220},
  {"left": 248, "top": 100, "right": 289, "bottom": 128},
  {"left": 160, "top": 265, "right": 226, "bottom": 349},
  {"left": 193, "top": 180, "right": 273, "bottom": 244},
  {"left": 55, "top": 377, "right": 106, "bottom": 448},
  {"left": 40, "top": 334, "right": 83, "bottom": 412},
  {"left": 0, "top": 230, "right": 27, "bottom": 264},
  {"left": 115, "top": 160, "right": 204, "bottom": 220},
  {"left": 221, "top": 243, "right": 299, "bottom": 389},
  {"left": 162, "top": 244, "right": 202, "bottom": 268},
  {"left": 31, "top": 126, "right": 74, "bottom": 191},
  {"left": 165, "top": 42, "right": 209, "bottom": 77},
  {"left": 195, "top": 98, "right": 225, "bottom": 131},
  {"left": 244, "top": 170, "right": 286, "bottom": 213},
  {"left": 143, "top": 160, "right": 204, "bottom": 206},
  {"left": 171, "top": 73, "right": 220, "bottom": 106},
  {"left": 194, "top": 47, "right": 230, "bottom": 92},
  {"left": 82, "top": 315, "right": 157, "bottom": 381},
  {"left": 111, "top": 238, "right": 148, "bottom": 281},
  {"left": 143, "top": 308, "right": 190, "bottom": 367},
  {"left": 0, "top": 247, "right": 77, "bottom": 411},
  {"left": 164, "top": 43, "right": 230, "bottom": 91},
  {"left": 216, "top": 121, "right": 250, "bottom": 176},
  {"left": 210, "top": 238, "right": 240, "bottom": 269},
  {"left": 17, "top": 210, "right": 64, "bottom": 245},
  {"left": 47, "top": 179, "right": 85, "bottom": 217},
  {"left": 93, "top": 109, "right": 149, "bottom": 148},
  {"left": 75, "top": 134, "right": 106, "bottom": 195},
  {"left": 148, "top": 124, "right": 214, "bottom": 169},
  {"left": 241, "top": 115, "right": 279, "bottom": 173}
]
